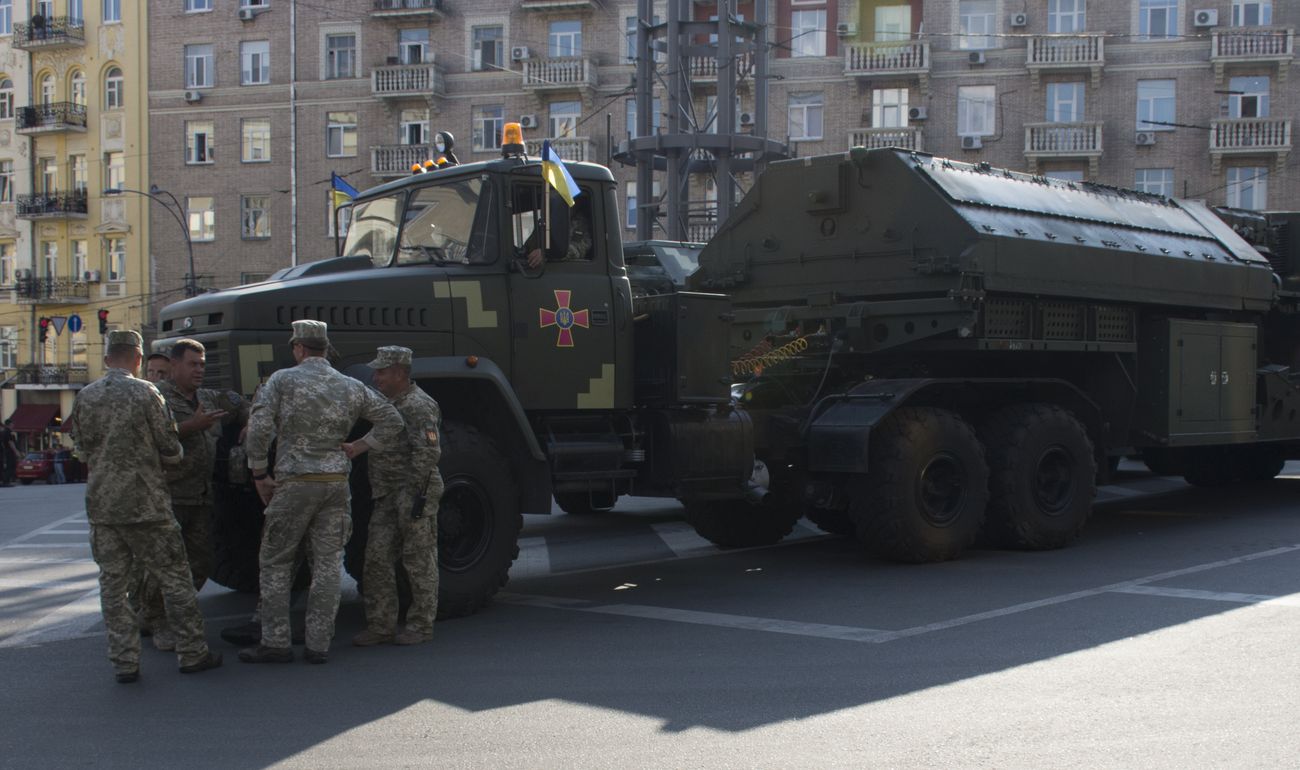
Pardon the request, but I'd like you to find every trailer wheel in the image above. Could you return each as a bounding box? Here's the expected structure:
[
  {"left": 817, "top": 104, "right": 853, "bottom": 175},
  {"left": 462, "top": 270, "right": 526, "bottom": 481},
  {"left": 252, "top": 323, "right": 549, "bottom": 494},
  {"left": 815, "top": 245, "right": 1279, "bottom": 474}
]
[
  {"left": 850, "top": 407, "right": 988, "bottom": 562},
  {"left": 684, "top": 458, "right": 801, "bottom": 547},
  {"left": 981, "top": 404, "right": 1096, "bottom": 550}
]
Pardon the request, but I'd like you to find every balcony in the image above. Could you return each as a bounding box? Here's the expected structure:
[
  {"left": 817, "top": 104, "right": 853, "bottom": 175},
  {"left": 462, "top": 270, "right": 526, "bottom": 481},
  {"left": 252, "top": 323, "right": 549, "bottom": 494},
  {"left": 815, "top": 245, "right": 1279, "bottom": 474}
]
[
  {"left": 370, "top": 0, "right": 444, "bottom": 20},
  {"left": 520, "top": 0, "right": 603, "bottom": 9},
  {"left": 14, "top": 276, "right": 91, "bottom": 305},
  {"left": 524, "top": 136, "right": 594, "bottom": 163},
  {"left": 1211, "top": 27, "right": 1294, "bottom": 83},
  {"left": 1024, "top": 122, "right": 1103, "bottom": 176},
  {"left": 12, "top": 16, "right": 85, "bottom": 50},
  {"left": 372, "top": 144, "right": 435, "bottom": 177},
  {"left": 522, "top": 57, "right": 597, "bottom": 94},
  {"left": 843, "top": 40, "right": 930, "bottom": 93},
  {"left": 371, "top": 63, "right": 445, "bottom": 99},
  {"left": 17, "top": 191, "right": 89, "bottom": 220},
  {"left": 689, "top": 52, "right": 754, "bottom": 85},
  {"left": 1026, "top": 34, "right": 1105, "bottom": 87},
  {"left": 15, "top": 102, "right": 88, "bottom": 135},
  {"left": 1209, "top": 118, "right": 1291, "bottom": 173},
  {"left": 15, "top": 365, "right": 90, "bottom": 387},
  {"left": 848, "top": 126, "right": 923, "bottom": 152}
]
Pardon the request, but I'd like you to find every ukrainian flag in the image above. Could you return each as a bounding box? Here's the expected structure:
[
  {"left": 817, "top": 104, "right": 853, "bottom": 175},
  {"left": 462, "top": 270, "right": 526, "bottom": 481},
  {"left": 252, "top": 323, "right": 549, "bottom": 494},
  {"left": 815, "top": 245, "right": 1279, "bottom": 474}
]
[
  {"left": 541, "top": 140, "right": 581, "bottom": 207},
  {"left": 331, "top": 172, "right": 359, "bottom": 209}
]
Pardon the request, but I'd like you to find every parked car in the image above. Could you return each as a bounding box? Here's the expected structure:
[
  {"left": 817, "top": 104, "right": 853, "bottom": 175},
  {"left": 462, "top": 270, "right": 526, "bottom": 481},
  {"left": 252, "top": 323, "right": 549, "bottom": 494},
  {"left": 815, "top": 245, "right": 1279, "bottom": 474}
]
[{"left": 16, "top": 450, "right": 54, "bottom": 484}]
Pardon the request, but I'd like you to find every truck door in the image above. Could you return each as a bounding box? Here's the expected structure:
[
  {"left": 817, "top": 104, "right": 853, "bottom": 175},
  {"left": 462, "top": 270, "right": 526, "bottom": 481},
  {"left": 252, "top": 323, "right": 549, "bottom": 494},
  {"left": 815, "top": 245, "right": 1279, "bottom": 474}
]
[{"left": 507, "top": 181, "right": 618, "bottom": 411}]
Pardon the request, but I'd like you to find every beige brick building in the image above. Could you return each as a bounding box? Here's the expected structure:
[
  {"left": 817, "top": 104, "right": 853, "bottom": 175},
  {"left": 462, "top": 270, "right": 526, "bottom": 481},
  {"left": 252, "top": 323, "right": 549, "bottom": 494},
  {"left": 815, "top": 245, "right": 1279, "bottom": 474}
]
[{"left": 145, "top": 0, "right": 1296, "bottom": 299}]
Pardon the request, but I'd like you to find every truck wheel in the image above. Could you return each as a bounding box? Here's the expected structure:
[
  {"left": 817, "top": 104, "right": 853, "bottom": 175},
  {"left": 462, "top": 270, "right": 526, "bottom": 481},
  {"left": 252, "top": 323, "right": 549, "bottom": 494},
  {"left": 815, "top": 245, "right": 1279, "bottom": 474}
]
[
  {"left": 849, "top": 407, "right": 988, "bottom": 562},
  {"left": 1182, "top": 447, "right": 1242, "bottom": 487},
  {"left": 805, "top": 507, "right": 854, "bottom": 536},
  {"left": 1241, "top": 448, "right": 1286, "bottom": 482},
  {"left": 684, "top": 459, "right": 801, "bottom": 547},
  {"left": 1141, "top": 448, "right": 1183, "bottom": 477},
  {"left": 554, "top": 492, "right": 616, "bottom": 516},
  {"left": 210, "top": 485, "right": 266, "bottom": 593},
  {"left": 981, "top": 404, "right": 1096, "bottom": 550}
]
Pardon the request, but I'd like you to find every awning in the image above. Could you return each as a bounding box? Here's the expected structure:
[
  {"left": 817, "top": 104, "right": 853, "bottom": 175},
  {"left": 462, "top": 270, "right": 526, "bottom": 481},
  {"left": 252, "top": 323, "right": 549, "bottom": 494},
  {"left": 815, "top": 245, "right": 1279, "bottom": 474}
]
[{"left": 7, "top": 404, "right": 60, "bottom": 433}]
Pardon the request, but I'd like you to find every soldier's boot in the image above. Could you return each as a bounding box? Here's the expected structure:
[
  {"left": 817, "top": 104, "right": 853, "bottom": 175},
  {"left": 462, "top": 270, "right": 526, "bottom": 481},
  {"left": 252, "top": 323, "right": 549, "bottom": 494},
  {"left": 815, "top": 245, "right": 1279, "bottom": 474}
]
[
  {"left": 152, "top": 627, "right": 176, "bottom": 652},
  {"left": 221, "top": 620, "right": 305, "bottom": 646},
  {"left": 303, "top": 649, "right": 328, "bottom": 664},
  {"left": 394, "top": 629, "right": 432, "bottom": 646},
  {"left": 238, "top": 645, "right": 294, "bottom": 663},
  {"left": 115, "top": 668, "right": 140, "bottom": 684},
  {"left": 179, "top": 652, "right": 223, "bottom": 674},
  {"left": 351, "top": 629, "right": 394, "bottom": 647}
]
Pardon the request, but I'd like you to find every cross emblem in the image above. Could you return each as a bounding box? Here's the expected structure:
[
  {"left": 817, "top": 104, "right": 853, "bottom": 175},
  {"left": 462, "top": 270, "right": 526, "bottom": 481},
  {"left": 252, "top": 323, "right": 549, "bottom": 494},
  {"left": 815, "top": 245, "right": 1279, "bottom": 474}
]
[{"left": 538, "top": 289, "right": 589, "bottom": 348}]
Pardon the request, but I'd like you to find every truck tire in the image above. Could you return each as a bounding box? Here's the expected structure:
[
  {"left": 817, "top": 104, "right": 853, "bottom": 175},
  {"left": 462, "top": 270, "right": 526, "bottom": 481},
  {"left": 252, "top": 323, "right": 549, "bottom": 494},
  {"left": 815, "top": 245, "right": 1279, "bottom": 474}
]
[
  {"left": 1182, "top": 447, "right": 1242, "bottom": 487},
  {"left": 1241, "top": 447, "right": 1286, "bottom": 482},
  {"left": 1141, "top": 448, "right": 1183, "bottom": 477},
  {"left": 805, "top": 507, "right": 855, "bottom": 536},
  {"left": 849, "top": 407, "right": 988, "bottom": 563},
  {"left": 683, "top": 458, "right": 801, "bottom": 547},
  {"left": 981, "top": 403, "right": 1096, "bottom": 550},
  {"left": 210, "top": 485, "right": 266, "bottom": 593}
]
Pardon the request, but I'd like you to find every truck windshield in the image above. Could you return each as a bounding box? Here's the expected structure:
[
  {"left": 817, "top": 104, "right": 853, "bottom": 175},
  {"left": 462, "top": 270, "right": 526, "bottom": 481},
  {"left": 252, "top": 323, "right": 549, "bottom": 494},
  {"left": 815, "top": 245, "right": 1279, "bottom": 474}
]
[
  {"left": 396, "top": 176, "right": 497, "bottom": 266},
  {"left": 343, "top": 193, "right": 404, "bottom": 267}
]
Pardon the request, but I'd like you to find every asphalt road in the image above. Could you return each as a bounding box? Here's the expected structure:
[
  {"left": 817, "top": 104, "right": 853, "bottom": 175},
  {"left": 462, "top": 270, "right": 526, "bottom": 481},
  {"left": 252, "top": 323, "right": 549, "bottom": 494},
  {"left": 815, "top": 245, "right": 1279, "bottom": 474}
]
[{"left": 2, "top": 464, "right": 1299, "bottom": 768}]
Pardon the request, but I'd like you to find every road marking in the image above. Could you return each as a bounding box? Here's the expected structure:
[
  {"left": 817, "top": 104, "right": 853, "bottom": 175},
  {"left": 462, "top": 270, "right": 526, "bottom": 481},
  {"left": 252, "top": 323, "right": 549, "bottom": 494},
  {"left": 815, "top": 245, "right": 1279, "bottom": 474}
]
[
  {"left": 510, "top": 537, "right": 551, "bottom": 579},
  {"left": 1110, "top": 585, "right": 1300, "bottom": 608},
  {"left": 0, "top": 588, "right": 103, "bottom": 648},
  {"left": 2, "top": 512, "right": 86, "bottom": 546},
  {"left": 0, "top": 577, "right": 98, "bottom": 589},
  {"left": 651, "top": 522, "right": 718, "bottom": 559},
  {"left": 0, "top": 557, "right": 94, "bottom": 565},
  {"left": 44, "top": 529, "right": 91, "bottom": 535},
  {"left": 0, "top": 543, "right": 90, "bottom": 549}
]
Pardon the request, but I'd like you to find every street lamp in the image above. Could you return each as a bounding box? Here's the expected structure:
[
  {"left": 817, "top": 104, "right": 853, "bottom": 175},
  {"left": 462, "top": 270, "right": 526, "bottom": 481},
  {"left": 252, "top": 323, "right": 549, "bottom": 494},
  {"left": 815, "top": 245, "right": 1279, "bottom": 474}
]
[{"left": 103, "top": 186, "right": 198, "bottom": 298}]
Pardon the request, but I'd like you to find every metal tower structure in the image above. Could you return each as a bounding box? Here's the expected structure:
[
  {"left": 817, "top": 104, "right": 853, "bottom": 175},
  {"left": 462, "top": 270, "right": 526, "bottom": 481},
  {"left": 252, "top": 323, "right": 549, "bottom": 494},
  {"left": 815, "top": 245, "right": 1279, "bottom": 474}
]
[{"left": 614, "top": 0, "right": 791, "bottom": 242}]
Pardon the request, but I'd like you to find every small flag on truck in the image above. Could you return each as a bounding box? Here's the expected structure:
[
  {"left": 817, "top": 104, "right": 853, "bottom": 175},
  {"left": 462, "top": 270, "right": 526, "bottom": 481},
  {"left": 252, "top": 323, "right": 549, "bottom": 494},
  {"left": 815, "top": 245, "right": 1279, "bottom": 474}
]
[
  {"left": 540, "top": 140, "right": 581, "bottom": 208},
  {"left": 330, "top": 172, "right": 359, "bottom": 208}
]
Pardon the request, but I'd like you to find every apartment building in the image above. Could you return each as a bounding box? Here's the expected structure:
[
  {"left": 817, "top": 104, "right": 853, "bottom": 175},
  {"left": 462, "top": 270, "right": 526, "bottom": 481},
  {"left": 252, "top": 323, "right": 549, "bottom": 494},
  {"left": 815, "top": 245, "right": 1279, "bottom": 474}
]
[
  {"left": 145, "top": 0, "right": 1295, "bottom": 303},
  {"left": 0, "top": 0, "right": 150, "bottom": 446}
]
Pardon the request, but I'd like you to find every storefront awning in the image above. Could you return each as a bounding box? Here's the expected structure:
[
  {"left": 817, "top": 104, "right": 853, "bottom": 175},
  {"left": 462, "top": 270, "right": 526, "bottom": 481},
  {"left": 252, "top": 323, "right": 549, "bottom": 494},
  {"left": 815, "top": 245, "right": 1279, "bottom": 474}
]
[{"left": 7, "top": 404, "right": 60, "bottom": 433}]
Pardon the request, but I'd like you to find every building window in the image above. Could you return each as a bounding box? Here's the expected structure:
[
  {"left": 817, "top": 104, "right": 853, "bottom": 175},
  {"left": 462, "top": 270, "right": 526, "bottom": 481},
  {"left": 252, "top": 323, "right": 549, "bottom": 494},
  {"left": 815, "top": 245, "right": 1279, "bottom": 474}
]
[
  {"left": 472, "top": 26, "right": 503, "bottom": 71},
  {"left": 71, "top": 240, "right": 87, "bottom": 281},
  {"left": 790, "top": 9, "right": 827, "bottom": 57},
  {"left": 42, "top": 241, "right": 57, "bottom": 279},
  {"left": 69, "top": 70, "right": 85, "bottom": 106},
  {"left": 548, "top": 20, "right": 581, "bottom": 57},
  {"left": 185, "top": 45, "right": 214, "bottom": 88},
  {"left": 105, "top": 238, "right": 125, "bottom": 282},
  {"left": 241, "top": 195, "right": 270, "bottom": 239},
  {"left": 959, "top": 0, "right": 997, "bottom": 49},
  {"left": 1233, "top": 1, "right": 1271, "bottom": 26},
  {"left": 1226, "top": 167, "right": 1267, "bottom": 209},
  {"left": 39, "top": 74, "right": 54, "bottom": 106},
  {"left": 705, "top": 94, "right": 741, "bottom": 134},
  {"left": 1046, "top": 82, "right": 1084, "bottom": 122},
  {"left": 0, "top": 160, "right": 11, "bottom": 202},
  {"left": 242, "top": 118, "right": 271, "bottom": 162},
  {"left": 1228, "top": 75, "right": 1269, "bottom": 118},
  {"left": 873, "top": 5, "right": 911, "bottom": 41},
  {"left": 185, "top": 0, "right": 212, "bottom": 11},
  {"left": 399, "top": 28, "right": 429, "bottom": 64},
  {"left": 242, "top": 0, "right": 270, "bottom": 7},
  {"left": 788, "top": 92, "right": 824, "bottom": 141},
  {"left": 872, "top": 88, "right": 909, "bottom": 128},
  {"left": 241, "top": 41, "right": 270, "bottom": 85},
  {"left": 0, "top": 78, "right": 10, "bottom": 119},
  {"left": 1139, "top": 0, "right": 1178, "bottom": 40},
  {"left": 0, "top": 326, "right": 16, "bottom": 370},
  {"left": 399, "top": 108, "right": 429, "bottom": 146},
  {"left": 472, "top": 104, "right": 504, "bottom": 151},
  {"left": 186, "top": 121, "right": 215, "bottom": 164},
  {"left": 0, "top": 244, "right": 12, "bottom": 287},
  {"left": 0, "top": 0, "right": 10, "bottom": 36},
  {"left": 626, "top": 98, "right": 662, "bottom": 137},
  {"left": 104, "top": 67, "right": 123, "bottom": 109},
  {"left": 187, "top": 196, "right": 216, "bottom": 241},
  {"left": 39, "top": 157, "right": 56, "bottom": 193},
  {"left": 68, "top": 0, "right": 83, "bottom": 25},
  {"left": 1134, "top": 168, "right": 1174, "bottom": 196},
  {"left": 626, "top": 15, "right": 664, "bottom": 60},
  {"left": 103, "top": 0, "right": 120, "bottom": 23},
  {"left": 69, "top": 154, "right": 86, "bottom": 192},
  {"left": 325, "top": 33, "right": 356, "bottom": 79},
  {"left": 1048, "top": 0, "right": 1086, "bottom": 33},
  {"left": 326, "top": 111, "right": 357, "bottom": 157},
  {"left": 70, "top": 330, "right": 87, "bottom": 370},
  {"left": 624, "top": 180, "right": 660, "bottom": 230},
  {"left": 549, "top": 100, "right": 580, "bottom": 138},
  {"left": 104, "top": 151, "right": 124, "bottom": 191},
  {"left": 957, "top": 85, "right": 996, "bottom": 135},
  {"left": 1136, "top": 79, "right": 1176, "bottom": 131},
  {"left": 327, "top": 191, "right": 351, "bottom": 237}
]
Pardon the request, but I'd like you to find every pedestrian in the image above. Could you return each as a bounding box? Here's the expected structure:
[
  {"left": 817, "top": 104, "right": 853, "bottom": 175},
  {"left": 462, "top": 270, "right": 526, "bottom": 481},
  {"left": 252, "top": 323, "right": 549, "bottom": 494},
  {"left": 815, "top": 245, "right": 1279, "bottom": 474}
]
[
  {"left": 239, "top": 320, "right": 403, "bottom": 665},
  {"left": 64, "top": 329, "right": 222, "bottom": 683},
  {"left": 52, "top": 447, "right": 68, "bottom": 484},
  {"left": 343, "top": 346, "right": 443, "bottom": 647},
  {"left": 139, "top": 338, "right": 247, "bottom": 652},
  {"left": 0, "top": 418, "right": 17, "bottom": 487},
  {"left": 145, "top": 352, "right": 171, "bottom": 384}
]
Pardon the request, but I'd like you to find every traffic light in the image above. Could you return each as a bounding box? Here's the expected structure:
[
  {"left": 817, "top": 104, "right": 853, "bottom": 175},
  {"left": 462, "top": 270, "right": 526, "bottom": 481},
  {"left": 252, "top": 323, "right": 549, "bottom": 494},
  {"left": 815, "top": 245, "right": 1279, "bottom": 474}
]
[
  {"left": 38, "top": 317, "right": 50, "bottom": 343},
  {"left": 97, "top": 308, "right": 109, "bottom": 335}
]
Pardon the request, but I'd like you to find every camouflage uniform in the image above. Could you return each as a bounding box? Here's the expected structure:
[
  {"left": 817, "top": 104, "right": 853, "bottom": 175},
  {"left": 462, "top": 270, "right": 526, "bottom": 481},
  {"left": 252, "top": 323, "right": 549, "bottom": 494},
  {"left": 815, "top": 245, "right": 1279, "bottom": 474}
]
[
  {"left": 65, "top": 332, "right": 213, "bottom": 675},
  {"left": 362, "top": 347, "right": 444, "bottom": 638},
  {"left": 138, "top": 383, "right": 247, "bottom": 633},
  {"left": 245, "top": 321, "right": 403, "bottom": 654}
]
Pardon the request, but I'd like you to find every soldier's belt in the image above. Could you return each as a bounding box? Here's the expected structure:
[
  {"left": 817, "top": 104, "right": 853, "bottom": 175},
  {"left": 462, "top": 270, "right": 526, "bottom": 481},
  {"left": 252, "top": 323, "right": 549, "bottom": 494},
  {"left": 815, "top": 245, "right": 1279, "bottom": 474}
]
[{"left": 283, "top": 473, "right": 348, "bottom": 483}]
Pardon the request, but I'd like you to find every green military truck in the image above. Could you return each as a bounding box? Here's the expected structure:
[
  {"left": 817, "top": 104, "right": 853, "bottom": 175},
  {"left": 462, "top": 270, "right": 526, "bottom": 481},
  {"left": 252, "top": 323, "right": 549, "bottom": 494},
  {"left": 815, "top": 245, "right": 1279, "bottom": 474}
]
[{"left": 158, "top": 144, "right": 1300, "bottom": 616}]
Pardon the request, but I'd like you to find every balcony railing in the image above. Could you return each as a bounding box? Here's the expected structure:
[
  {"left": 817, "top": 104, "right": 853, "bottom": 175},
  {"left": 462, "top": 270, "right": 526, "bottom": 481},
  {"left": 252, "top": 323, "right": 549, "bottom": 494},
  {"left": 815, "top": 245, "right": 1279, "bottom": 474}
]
[
  {"left": 371, "top": 0, "right": 444, "bottom": 18},
  {"left": 848, "top": 126, "right": 923, "bottom": 152},
  {"left": 689, "top": 52, "right": 754, "bottom": 82},
  {"left": 1209, "top": 118, "right": 1292, "bottom": 172},
  {"left": 14, "top": 276, "right": 91, "bottom": 304},
  {"left": 687, "top": 222, "right": 717, "bottom": 243},
  {"left": 524, "top": 136, "right": 594, "bottom": 162},
  {"left": 16, "top": 102, "right": 88, "bottom": 134},
  {"left": 522, "top": 57, "right": 597, "bottom": 91},
  {"left": 1026, "top": 34, "right": 1104, "bottom": 86},
  {"left": 843, "top": 40, "right": 930, "bottom": 79},
  {"left": 17, "top": 191, "right": 89, "bottom": 220},
  {"left": 1024, "top": 122, "right": 1103, "bottom": 175},
  {"left": 12, "top": 16, "right": 85, "bottom": 49},
  {"left": 372, "top": 144, "right": 436, "bottom": 176},
  {"left": 15, "top": 364, "right": 90, "bottom": 386},
  {"left": 371, "top": 63, "right": 445, "bottom": 98},
  {"left": 1211, "top": 27, "right": 1294, "bottom": 82}
]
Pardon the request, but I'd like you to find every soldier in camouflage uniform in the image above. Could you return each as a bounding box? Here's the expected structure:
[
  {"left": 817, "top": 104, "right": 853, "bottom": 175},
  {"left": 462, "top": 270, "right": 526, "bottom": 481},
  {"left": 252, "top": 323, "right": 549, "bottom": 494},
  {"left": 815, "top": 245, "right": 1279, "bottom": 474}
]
[
  {"left": 140, "top": 338, "right": 248, "bottom": 651},
  {"left": 65, "top": 330, "right": 222, "bottom": 683},
  {"left": 343, "top": 346, "right": 444, "bottom": 647},
  {"left": 240, "top": 320, "right": 403, "bottom": 665},
  {"left": 525, "top": 192, "right": 593, "bottom": 268}
]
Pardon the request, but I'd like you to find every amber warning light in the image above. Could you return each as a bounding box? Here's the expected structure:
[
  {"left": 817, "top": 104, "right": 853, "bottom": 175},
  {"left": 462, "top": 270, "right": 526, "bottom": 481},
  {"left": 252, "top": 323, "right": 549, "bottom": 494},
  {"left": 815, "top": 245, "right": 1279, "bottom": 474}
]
[{"left": 502, "top": 122, "right": 524, "bottom": 159}]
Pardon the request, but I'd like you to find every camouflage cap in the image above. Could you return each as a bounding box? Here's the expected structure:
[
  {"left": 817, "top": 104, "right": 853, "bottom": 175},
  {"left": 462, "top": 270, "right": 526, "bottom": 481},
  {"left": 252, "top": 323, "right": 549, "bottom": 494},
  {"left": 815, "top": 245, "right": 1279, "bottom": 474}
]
[
  {"left": 367, "top": 345, "right": 412, "bottom": 370},
  {"left": 107, "top": 329, "right": 143, "bottom": 350},
  {"left": 289, "top": 319, "right": 329, "bottom": 348}
]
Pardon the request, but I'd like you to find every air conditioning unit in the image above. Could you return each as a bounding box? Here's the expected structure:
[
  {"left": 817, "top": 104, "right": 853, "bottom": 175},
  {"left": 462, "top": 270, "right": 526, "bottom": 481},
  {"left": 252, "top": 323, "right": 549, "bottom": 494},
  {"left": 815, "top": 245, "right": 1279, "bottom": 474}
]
[
  {"left": 519, "top": 114, "right": 538, "bottom": 129},
  {"left": 968, "top": 51, "right": 986, "bottom": 65},
  {"left": 1009, "top": 13, "right": 1028, "bottom": 28},
  {"left": 83, "top": 270, "right": 101, "bottom": 283},
  {"left": 1135, "top": 131, "right": 1157, "bottom": 146},
  {"left": 1193, "top": 9, "right": 1218, "bottom": 27},
  {"left": 184, "top": 90, "right": 203, "bottom": 103},
  {"left": 836, "top": 22, "right": 857, "bottom": 37},
  {"left": 739, "top": 111, "right": 754, "bottom": 127},
  {"left": 961, "top": 135, "right": 983, "bottom": 150},
  {"left": 237, "top": 7, "right": 255, "bottom": 21},
  {"left": 511, "top": 46, "right": 531, "bottom": 62},
  {"left": 908, "top": 106, "right": 928, "bottom": 121},
  {"left": 15, "top": 268, "right": 31, "bottom": 280}
]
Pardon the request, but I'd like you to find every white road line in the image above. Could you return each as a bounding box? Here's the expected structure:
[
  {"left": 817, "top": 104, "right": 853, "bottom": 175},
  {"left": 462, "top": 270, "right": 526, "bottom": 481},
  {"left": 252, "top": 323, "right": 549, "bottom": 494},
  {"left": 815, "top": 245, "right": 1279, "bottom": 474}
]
[
  {"left": 0, "top": 543, "right": 90, "bottom": 549},
  {"left": 2, "top": 512, "right": 87, "bottom": 546},
  {"left": 0, "top": 557, "right": 94, "bottom": 565},
  {"left": 44, "top": 529, "right": 91, "bottom": 535},
  {"left": 1110, "top": 585, "right": 1300, "bottom": 608},
  {"left": 0, "top": 587, "right": 103, "bottom": 648},
  {"left": 510, "top": 537, "right": 551, "bottom": 579},
  {"left": 651, "top": 522, "right": 719, "bottom": 559},
  {"left": 0, "top": 577, "right": 98, "bottom": 589}
]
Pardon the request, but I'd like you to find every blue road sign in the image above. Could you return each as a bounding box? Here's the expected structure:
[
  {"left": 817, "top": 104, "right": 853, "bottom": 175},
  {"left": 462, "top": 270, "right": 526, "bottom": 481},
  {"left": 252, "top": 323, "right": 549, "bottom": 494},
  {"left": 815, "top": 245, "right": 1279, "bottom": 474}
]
[{"left": 67, "top": 314, "right": 83, "bottom": 333}]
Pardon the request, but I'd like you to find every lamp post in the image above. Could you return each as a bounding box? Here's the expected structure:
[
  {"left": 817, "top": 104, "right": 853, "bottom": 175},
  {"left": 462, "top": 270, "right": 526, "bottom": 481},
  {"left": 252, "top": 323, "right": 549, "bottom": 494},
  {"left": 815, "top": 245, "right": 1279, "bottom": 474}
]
[{"left": 103, "top": 186, "right": 198, "bottom": 298}]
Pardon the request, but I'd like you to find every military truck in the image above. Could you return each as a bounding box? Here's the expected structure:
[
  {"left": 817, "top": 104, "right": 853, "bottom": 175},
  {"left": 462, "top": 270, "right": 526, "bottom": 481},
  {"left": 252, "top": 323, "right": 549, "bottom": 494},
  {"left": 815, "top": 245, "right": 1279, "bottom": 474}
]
[{"left": 157, "top": 142, "right": 1300, "bottom": 616}]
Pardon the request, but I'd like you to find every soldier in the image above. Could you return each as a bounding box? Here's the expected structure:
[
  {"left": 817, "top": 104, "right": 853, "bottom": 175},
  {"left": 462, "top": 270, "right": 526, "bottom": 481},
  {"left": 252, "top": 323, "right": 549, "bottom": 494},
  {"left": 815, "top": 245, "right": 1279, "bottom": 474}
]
[
  {"left": 139, "top": 338, "right": 248, "bottom": 651},
  {"left": 343, "top": 346, "right": 443, "bottom": 647},
  {"left": 525, "top": 192, "right": 592, "bottom": 268},
  {"left": 240, "top": 320, "right": 403, "bottom": 665},
  {"left": 145, "top": 352, "right": 172, "bottom": 384},
  {"left": 65, "top": 329, "right": 222, "bottom": 683}
]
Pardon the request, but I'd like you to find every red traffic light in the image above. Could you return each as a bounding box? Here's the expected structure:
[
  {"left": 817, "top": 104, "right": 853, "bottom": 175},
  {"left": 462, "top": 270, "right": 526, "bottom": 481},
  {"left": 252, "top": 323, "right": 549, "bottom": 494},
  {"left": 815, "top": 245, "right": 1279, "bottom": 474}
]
[
  {"left": 39, "top": 317, "right": 50, "bottom": 328},
  {"left": 97, "top": 309, "right": 109, "bottom": 321},
  {"left": 97, "top": 308, "right": 109, "bottom": 334}
]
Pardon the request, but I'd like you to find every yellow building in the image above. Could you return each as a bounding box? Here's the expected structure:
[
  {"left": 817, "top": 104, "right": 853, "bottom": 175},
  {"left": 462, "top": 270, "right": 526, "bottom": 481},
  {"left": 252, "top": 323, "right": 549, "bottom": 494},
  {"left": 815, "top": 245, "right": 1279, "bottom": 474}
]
[{"left": 0, "top": 0, "right": 149, "bottom": 449}]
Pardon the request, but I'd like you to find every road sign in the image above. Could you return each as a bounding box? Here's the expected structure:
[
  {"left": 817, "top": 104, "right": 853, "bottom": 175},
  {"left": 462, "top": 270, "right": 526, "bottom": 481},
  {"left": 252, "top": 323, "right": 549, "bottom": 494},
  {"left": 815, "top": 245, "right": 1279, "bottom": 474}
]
[
  {"left": 51, "top": 316, "right": 67, "bottom": 335},
  {"left": 67, "top": 314, "right": 83, "bottom": 333}
]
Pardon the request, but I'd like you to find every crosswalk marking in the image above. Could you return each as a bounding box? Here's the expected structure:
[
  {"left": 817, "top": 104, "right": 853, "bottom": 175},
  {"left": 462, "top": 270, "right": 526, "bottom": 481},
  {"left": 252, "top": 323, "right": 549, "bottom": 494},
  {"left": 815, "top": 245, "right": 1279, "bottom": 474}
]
[{"left": 0, "top": 588, "right": 103, "bottom": 648}]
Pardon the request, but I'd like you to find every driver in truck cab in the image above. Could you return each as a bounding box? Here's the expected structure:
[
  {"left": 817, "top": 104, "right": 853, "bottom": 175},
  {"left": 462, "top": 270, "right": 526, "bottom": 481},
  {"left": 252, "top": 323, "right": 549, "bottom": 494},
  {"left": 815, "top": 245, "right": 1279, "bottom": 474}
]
[{"left": 525, "top": 191, "right": 592, "bottom": 268}]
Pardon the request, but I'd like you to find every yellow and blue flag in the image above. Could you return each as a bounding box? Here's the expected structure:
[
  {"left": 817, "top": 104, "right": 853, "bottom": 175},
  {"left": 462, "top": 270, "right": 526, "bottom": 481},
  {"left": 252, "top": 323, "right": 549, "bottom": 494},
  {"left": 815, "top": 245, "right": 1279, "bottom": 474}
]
[
  {"left": 331, "top": 172, "right": 359, "bottom": 209},
  {"left": 541, "top": 140, "right": 581, "bottom": 207}
]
